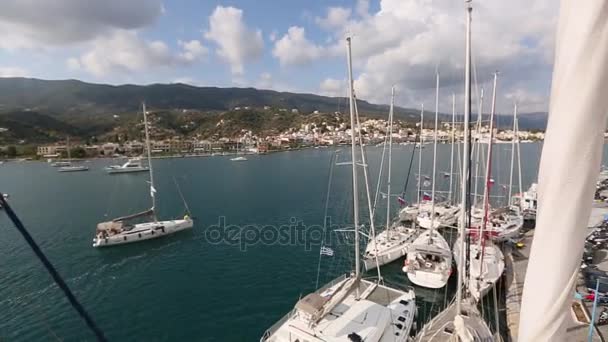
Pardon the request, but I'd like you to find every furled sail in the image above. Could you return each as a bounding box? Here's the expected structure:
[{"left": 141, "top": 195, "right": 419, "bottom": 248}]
[{"left": 518, "top": 1, "right": 608, "bottom": 340}]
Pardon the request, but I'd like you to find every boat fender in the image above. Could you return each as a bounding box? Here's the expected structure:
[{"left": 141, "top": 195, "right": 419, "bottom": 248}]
[
  {"left": 138, "top": 233, "right": 142, "bottom": 238},
  {"left": 124, "top": 236, "right": 127, "bottom": 241}
]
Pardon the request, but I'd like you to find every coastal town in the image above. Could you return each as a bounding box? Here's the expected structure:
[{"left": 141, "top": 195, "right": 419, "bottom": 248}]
[{"left": 25, "top": 116, "right": 546, "bottom": 159}]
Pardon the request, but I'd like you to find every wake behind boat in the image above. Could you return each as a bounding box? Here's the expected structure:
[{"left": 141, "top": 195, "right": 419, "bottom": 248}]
[{"left": 93, "top": 102, "right": 193, "bottom": 248}]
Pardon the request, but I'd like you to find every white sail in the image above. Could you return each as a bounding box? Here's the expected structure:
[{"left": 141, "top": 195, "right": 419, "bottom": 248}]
[{"left": 518, "top": 1, "right": 608, "bottom": 341}]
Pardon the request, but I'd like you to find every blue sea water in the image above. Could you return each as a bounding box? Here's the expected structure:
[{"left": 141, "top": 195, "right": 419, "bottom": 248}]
[{"left": 0, "top": 143, "right": 544, "bottom": 341}]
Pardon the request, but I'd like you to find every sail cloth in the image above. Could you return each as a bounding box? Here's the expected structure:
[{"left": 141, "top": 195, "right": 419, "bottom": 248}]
[{"left": 519, "top": 1, "right": 608, "bottom": 341}]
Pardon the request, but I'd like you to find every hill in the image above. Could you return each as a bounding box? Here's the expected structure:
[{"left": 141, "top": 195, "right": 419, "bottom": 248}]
[{"left": 0, "top": 77, "right": 546, "bottom": 144}]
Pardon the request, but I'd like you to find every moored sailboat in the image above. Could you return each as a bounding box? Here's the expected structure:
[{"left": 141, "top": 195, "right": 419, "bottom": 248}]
[{"left": 261, "top": 36, "right": 416, "bottom": 342}]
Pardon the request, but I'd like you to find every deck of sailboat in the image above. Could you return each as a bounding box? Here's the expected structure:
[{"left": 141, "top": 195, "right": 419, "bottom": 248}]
[{"left": 416, "top": 300, "right": 493, "bottom": 342}]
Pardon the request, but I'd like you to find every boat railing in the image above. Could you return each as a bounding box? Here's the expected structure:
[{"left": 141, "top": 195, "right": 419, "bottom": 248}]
[{"left": 260, "top": 308, "right": 295, "bottom": 342}]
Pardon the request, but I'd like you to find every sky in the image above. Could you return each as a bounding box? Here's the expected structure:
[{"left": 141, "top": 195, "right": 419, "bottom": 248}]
[{"left": 0, "top": 0, "right": 558, "bottom": 113}]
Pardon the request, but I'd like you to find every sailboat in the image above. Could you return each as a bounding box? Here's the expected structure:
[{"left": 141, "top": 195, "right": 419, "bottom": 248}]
[
  {"left": 454, "top": 72, "right": 504, "bottom": 302},
  {"left": 58, "top": 137, "right": 89, "bottom": 172},
  {"left": 93, "top": 103, "right": 193, "bottom": 248},
  {"left": 261, "top": 37, "right": 416, "bottom": 342},
  {"left": 363, "top": 87, "right": 417, "bottom": 271},
  {"left": 230, "top": 140, "right": 247, "bottom": 161},
  {"left": 415, "top": 1, "right": 493, "bottom": 339},
  {"left": 399, "top": 104, "right": 432, "bottom": 222},
  {"left": 416, "top": 73, "right": 459, "bottom": 230},
  {"left": 404, "top": 72, "right": 453, "bottom": 289}
]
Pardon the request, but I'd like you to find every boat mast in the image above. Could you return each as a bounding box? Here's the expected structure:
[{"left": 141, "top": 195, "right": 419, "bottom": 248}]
[
  {"left": 473, "top": 89, "right": 483, "bottom": 206},
  {"left": 142, "top": 102, "right": 157, "bottom": 221},
  {"left": 516, "top": 112, "right": 523, "bottom": 201},
  {"left": 346, "top": 37, "right": 361, "bottom": 283},
  {"left": 457, "top": 0, "right": 472, "bottom": 313},
  {"left": 508, "top": 103, "right": 517, "bottom": 206},
  {"left": 478, "top": 72, "right": 498, "bottom": 261},
  {"left": 66, "top": 136, "right": 71, "bottom": 163},
  {"left": 430, "top": 71, "right": 439, "bottom": 238},
  {"left": 386, "top": 87, "right": 395, "bottom": 237},
  {"left": 449, "top": 93, "right": 456, "bottom": 204},
  {"left": 417, "top": 104, "right": 424, "bottom": 204}
]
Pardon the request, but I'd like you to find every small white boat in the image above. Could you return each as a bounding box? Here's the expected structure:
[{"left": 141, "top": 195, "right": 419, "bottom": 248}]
[
  {"left": 230, "top": 156, "right": 247, "bottom": 161},
  {"left": 51, "top": 161, "right": 71, "bottom": 167},
  {"left": 364, "top": 222, "right": 417, "bottom": 270},
  {"left": 416, "top": 203, "right": 459, "bottom": 229},
  {"left": 106, "top": 158, "right": 149, "bottom": 174},
  {"left": 403, "top": 229, "right": 452, "bottom": 289},
  {"left": 58, "top": 165, "right": 89, "bottom": 172}
]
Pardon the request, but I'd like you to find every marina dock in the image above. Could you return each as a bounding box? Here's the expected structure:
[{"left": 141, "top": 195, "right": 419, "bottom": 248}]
[{"left": 505, "top": 205, "right": 608, "bottom": 341}]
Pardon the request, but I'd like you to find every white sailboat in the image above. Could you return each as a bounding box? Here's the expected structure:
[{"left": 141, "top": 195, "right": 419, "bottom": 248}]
[
  {"left": 106, "top": 157, "right": 149, "bottom": 174},
  {"left": 454, "top": 72, "right": 504, "bottom": 302},
  {"left": 399, "top": 104, "right": 430, "bottom": 222},
  {"left": 261, "top": 37, "right": 416, "bottom": 342},
  {"left": 58, "top": 137, "right": 89, "bottom": 172},
  {"left": 230, "top": 140, "right": 247, "bottom": 161},
  {"left": 93, "top": 103, "right": 193, "bottom": 248},
  {"left": 405, "top": 72, "right": 453, "bottom": 289},
  {"left": 415, "top": 2, "right": 493, "bottom": 339},
  {"left": 518, "top": 2, "right": 608, "bottom": 340},
  {"left": 364, "top": 87, "right": 417, "bottom": 271}
]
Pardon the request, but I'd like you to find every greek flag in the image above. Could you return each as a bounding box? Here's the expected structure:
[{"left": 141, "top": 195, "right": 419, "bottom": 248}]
[{"left": 320, "top": 246, "right": 334, "bottom": 256}]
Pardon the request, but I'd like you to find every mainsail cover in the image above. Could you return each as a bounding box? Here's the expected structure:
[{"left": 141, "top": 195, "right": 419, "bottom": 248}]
[{"left": 519, "top": 1, "right": 608, "bottom": 341}]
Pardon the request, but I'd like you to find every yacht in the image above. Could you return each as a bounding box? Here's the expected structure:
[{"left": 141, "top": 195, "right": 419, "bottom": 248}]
[
  {"left": 58, "top": 137, "right": 89, "bottom": 172},
  {"left": 93, "top": 103, "right": 193, "bottom": 247},
  {"left": 261, "top": 37, "right": 416, "bottom": 342},
  {"left": 106, "top": 158, "right": 149, "bottom": 174}
]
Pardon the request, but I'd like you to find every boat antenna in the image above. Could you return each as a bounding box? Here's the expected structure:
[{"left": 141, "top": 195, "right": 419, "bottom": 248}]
[
  {"left": 142, "top": 102, "right": 157, "bottom": 221},
  {"left": 0, "top": 194, "right": 107, "bottom": 341}
]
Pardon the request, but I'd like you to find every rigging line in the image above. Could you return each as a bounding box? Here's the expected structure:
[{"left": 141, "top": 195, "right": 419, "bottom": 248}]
[
  {"left": 173, "top": 176, "right": 191, "bottom": 216},
  {"left": 0, "top": 194, "right": 107, "bottom": 342},
  {"left": 371, "top": 121, "right": 389, "bottom": 219},
  {"left": 316, "top": 151, "right": 338, "bottom": 289},
  {"left": 401, "top": 121, "right": 421, "bottom": 199}
]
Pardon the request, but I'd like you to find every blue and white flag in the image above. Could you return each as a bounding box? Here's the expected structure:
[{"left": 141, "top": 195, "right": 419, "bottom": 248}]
[{"left": 320, "top": 246, "right": 334, "bottom": 256}]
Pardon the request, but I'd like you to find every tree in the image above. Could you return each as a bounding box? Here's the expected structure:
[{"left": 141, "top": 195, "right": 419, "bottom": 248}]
[{"left": 6, "top": 145, "right": 17, "bottom": 157}]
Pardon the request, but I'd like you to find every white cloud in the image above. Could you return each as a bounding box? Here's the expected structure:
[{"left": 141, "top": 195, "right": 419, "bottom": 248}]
[
  {"left": 273, "top": 26, "right": 325, "bottom": 66},
  {"left": 0, "top": 67, "right": 28, "bottom": 77},
  {"left": 68, "top": 30, "right": 205, "bottom": 77},
  {"left": 319, "top": 78, "right": 346, "bottom": 97},
  {"left": 204, "top": 6, "right": 263, "bottom": 75},
  {"left": 269, "top": 30, "right": 278, "bottom": 42},
  {"left": 178, "top": 40, "right": 208, "bottom": 62},
  {"left": 0, "top": 0, "right": 163, "bottom": 49},
  {"left": 315, "top": 7, "right": 351, "bottom": 30},
  {"left": 300, "top": 0, "right": 557, "bottom": 112},
  {"left": 256, "top": 72, "right": 273, "bottom": 89}
]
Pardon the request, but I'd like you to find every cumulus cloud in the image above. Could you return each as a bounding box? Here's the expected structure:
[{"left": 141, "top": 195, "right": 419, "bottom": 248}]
[
  {"left": 283, "top": 0, "right": 556, "bottom": 112},
  {"left": 315, "top": 7, "right": 351, "bottom": 30},
  {"left": 256, "top": 72, "right": 274, "bottom": 89},
  {"left": 68, "top": 30, "right": 206, "bottom": 77},
  {"left": 0, "top": 0, "right": 163, "bottom": 49},
  {"left": 319, "top": 78, "right": 346, "bottom": 97},
  {"left": 0, "top": 67, "right": 28, "bottom": 77},
  {"left": 204, "top": 6, "right": 263, "bottom": 75},
  {"left": 273, "top": 26, "right": 325, "bottom": 66}
]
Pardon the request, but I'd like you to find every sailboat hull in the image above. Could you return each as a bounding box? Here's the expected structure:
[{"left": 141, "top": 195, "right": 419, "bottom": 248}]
[
  {"left": 93, "top": 219, "right": 193, "bottom": 247},
  {"left": 404, "top": 230, "right": 452, "bottom": 289},
  {"left": 363, "top": 224, "right": 417, "bottom": 270}
]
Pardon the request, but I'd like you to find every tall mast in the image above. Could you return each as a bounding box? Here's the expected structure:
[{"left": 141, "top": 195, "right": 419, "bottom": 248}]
[
  {"left": 478, "top": 72, "right": 498, "bottom": 254},
  {"left": 473, "top": 88, "right": 483, "bottom": 206},
  {"left": 386, "top": 87, "right": 395, "bottom": 236},
  {"left": 516, "top": 114, "right": 523, "bottom": 201},
  {"left": 430, "top": 71, "right": 439, "bottom": 237},
  {"left": 508, "top": 103, "right": 517, "bottom": 206},
  {"left": 142, "top": 102, "right": 157, "bottom": 221},
  {"left": 417, "top": 104, "right": 424, "bottom": 204},
  {"left": 457, "top": 0, "right": 472, "bottom": 313},
  {"left": 346, "top": 37, "right": 360, "bottom": 282},
  {"left": 449, "top": 93, "right": 456, "bottom": 203}
]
